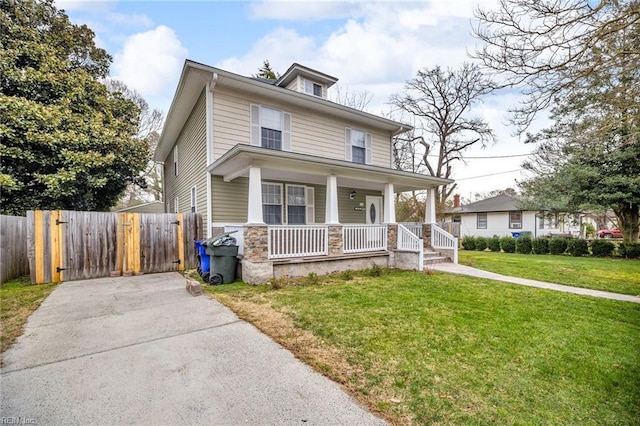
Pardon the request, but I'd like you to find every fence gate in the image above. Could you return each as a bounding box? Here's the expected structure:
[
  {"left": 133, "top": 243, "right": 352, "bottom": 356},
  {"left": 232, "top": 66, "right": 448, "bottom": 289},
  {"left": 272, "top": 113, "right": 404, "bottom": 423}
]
[{"left": 27, "top": 210, "right": 202, "bottom": 284}]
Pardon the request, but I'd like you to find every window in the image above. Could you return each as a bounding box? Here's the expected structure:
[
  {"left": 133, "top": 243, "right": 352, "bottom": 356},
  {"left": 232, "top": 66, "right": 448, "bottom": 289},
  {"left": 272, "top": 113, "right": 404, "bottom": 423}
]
[
  {"left": 286, "top": 185, "right": 306, "bottom": 224},
  {"left": 250, "top": 105, "right": 291, "bottom": 151},
  {"left": 173, "top": 146, "right": 178, "bottom": 176},
  {"left": 174, "top": 197, "right": 179, "bottom": 213},
  {"left": 190, "top": 186, "right": 197, "bottom": 213},
  {"left": 304, "top": 80, "right": 322, "bottom": 97},
  {"left": 477, "top": 213, "right": 487, "bottom": 229},
  {"left": 345, "top": 128, "right": 372, "bottom": 164},
  {"left": 509, "top": 211, "right": 522, "bottom": 229},
  {"left": 262, "top": 183, "right": 282, "bottom": 224}
]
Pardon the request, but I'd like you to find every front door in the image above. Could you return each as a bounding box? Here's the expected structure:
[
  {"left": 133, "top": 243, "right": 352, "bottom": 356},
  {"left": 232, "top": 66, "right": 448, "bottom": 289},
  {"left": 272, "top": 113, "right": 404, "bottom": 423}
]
[{"left": 365, "top": 196, "right": 382, "bottom": 225}]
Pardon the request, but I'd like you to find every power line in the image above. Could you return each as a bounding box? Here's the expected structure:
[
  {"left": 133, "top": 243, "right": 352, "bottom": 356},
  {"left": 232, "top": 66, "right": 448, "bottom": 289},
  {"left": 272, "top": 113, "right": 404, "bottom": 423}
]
[
  {"left": 426, "top": 153, "right": 533, "bottom": 159},
  {"left": 455, "top": 169, "right": 524, "bottom": 181}
]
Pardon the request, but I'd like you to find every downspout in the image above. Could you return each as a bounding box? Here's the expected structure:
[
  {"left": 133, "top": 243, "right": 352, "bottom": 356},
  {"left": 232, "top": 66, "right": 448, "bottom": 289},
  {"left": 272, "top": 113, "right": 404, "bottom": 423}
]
[{"left": 205, "top": 72, "right": 218, "bottom": 238}]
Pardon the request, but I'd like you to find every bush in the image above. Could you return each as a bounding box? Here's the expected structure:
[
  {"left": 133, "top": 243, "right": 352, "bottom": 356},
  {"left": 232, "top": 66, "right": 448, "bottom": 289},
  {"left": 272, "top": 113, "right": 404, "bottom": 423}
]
[
  {"left": 340, "top": 269, "right": 354, "bottom": 281},
  {"left": 618, "top": 243, "right": 640, "bottom": 259},
  {"left": 461, "top": 236, "right": 476, "bottom": 250},
  {"left": 568, "top": 239, "right": 589, "bottom": 257},
  {"left": 367, "top": 263, "right": 384, "bottom": 277},
  {"left": 549, "top": 238, "right": 568, "bottom": 255},
  {"left": 475, "top": 237, "right": 488, "bottom": 251},
  {"left": 487, "top": 236, "right": 501, "bottom": 252},
  {"left": 500, "top": 236, "right": 516, "bottom": 253},
  {"left": 531, "top": 237, "right": 549, "bottom": 254},
  {"left": 591, "top": 239, "right": 615, "bottom": 257},
  {"left": 515, "top": 235, "right": 532, "bottom": 254}
]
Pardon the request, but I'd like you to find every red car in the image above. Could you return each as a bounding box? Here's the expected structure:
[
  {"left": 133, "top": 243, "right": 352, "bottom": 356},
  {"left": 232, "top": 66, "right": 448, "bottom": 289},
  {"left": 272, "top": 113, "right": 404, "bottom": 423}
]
[{"left": 597, "top": 228, "right": 623, "bottom": 239}]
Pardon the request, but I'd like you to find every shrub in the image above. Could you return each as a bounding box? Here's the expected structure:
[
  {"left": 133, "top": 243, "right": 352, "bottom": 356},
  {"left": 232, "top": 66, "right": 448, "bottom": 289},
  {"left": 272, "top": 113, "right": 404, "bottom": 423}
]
[
  {"left": 340, "top": 269, "right": 354, "bottom": 281},
  {"left": 500, "top": 236, "right": 516, "bottom": 253},
  {"left": 549, "top": 238, "right": 568, "bottom": 255},
  {"left": 367, "top": 263, "right": 384, "bottom": 277},
  {"left": 568, "top": 239, "right": 589, "bottom": 257},
  {"left": 306, "top": 272, "right": 320, "bottom": 285},
  {"left": 515, "top": 235, "right": 532, "bottom": 254},
  {"left": 531, "top": 237, "right": 549, "bottom": 254},
  {"left": 475, "top": 237, "right": 488, "bottom": 251},
  {"left": 618, "top": 243, "right": 640, "bottom": 259},
  {"left": 591, "top": 239, "right": 615, "bottom": 257},
  {"left": 461, "top": 236, "right": 476, "bottom": 250},
  {"left": 487, "top": 236, "right": 501, "bottom": 252}
]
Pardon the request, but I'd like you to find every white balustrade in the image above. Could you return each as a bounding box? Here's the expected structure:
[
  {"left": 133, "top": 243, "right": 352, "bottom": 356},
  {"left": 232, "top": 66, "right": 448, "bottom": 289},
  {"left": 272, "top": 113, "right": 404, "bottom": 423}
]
[
  {"left": 268, "top": 225, "right": 328, "bottom": 259},
  {"left": 343, "top": 225, "right": 388, "bottom": 253},
  {"left": 398, "top": 223, "right": 424, "bottom": 270},
  {"left": 431, "top": 223, "right": 459, "bottom": 264},
  {"left": 399, "top": 222, "right": 423, "bottom": 238}
]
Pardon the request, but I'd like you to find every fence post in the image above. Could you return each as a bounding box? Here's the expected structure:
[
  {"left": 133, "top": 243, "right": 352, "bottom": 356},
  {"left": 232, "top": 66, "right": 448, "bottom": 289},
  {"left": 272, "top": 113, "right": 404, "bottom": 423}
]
[
  {"left": 50, "top": 210, "right": 62, "bottom": 282},
  {"left": 177, "top": 213, "right": 184, "bottom": 271}
]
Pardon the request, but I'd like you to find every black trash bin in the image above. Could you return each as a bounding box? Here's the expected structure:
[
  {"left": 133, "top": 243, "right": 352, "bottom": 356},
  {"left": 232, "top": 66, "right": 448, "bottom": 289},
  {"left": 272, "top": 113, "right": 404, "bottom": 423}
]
[{"left": 204, "top": 231, "right": 239, "bottom": 285}]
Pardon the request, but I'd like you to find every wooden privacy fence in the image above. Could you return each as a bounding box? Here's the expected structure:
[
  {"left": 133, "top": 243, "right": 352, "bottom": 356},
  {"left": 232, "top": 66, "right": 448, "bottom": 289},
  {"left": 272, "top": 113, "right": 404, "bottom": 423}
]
[
  {"left": 1, "top": 215, "right": 29, "bottom": 283},
  {"left": 27, "top": 211, "right": 203, "bottom": 284}
]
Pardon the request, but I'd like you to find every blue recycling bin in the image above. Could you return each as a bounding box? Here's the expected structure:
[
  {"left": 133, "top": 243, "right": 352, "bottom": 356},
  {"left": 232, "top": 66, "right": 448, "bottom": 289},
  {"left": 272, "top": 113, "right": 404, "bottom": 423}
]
[{"left": 195, "top": 240, "right": 210, "bottom": 278}]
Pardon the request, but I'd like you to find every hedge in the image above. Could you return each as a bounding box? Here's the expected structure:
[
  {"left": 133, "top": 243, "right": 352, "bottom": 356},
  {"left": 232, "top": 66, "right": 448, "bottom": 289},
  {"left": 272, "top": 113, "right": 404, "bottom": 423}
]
[
  {"left": 500, "top": 236, "right": 516, "bottom": 253},
  {"left": 515, "top": 235, "right": 532, "bottom": 254},
  {"left": 531, "top": 238, "right": 549, "bottom": 254},
  {"left": 461, "top": 236, "right": 476, "bottom": 250},
  {"left": 475, "top": 237, "right": 488, "bottom": 251},
  {"left": 568, "top": 239, "right": 589, "bottom": 257},
  {"left": 619, "top": 243, "right": 640, "bottom": 259},
  {"left": 549, "top": 238, "right": 568, "bottom": 255},
  {"left": 591, "top": 239, "right": 615, "bottom": 257},
  {"left": 487, "top": 236, "right": 501, "bottom": 252}
]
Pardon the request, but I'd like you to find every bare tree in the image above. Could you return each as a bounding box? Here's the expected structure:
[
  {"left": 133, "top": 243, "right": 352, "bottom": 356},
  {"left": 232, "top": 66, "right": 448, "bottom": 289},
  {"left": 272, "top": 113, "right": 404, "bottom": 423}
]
[
  {"left": 328, "top": 84, "right": 373, "bottom": 111},
  {"left": 472, "top": 0, "right": 640, "bottom": 133},
  {"left": 389, "top": 63, "right": 496, "bottom": 213},
  {"left": 105, "top": 80, "right": 164, "bottom": 208}
]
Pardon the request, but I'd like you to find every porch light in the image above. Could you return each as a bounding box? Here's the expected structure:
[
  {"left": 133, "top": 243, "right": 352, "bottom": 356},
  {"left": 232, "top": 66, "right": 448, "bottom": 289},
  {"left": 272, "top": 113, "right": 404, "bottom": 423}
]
[{"left": 349, "top": 191, "right": 356, "bottom": 200}]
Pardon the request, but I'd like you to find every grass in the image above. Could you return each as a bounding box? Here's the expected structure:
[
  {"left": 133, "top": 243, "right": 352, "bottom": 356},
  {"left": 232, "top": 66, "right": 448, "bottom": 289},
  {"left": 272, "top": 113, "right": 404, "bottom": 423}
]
[
  {"left": 459, "top": 250, "right": 640, "bottom": 296},
  {"left": 207, "top": 270, "right": 640, "bottom": 425},
  {"left": 1, "top": 276, "right": 58, "bottom": 357}
]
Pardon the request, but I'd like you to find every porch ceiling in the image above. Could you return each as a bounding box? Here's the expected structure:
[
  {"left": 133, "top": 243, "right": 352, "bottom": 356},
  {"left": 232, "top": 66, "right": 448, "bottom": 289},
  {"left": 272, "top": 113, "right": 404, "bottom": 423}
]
[{"left": 207, "top": 144, "right": 453, "bottom": 192}]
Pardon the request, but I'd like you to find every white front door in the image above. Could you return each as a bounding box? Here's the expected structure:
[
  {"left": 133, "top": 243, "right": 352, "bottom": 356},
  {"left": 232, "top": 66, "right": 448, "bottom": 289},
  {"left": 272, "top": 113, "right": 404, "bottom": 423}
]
[{"left": 365, "top": 196, "right": 382, "bottom": 225}]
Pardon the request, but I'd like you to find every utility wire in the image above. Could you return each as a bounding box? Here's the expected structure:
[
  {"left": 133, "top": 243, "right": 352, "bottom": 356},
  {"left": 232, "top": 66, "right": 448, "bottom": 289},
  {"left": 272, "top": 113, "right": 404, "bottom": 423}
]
[
  {"left": 426, "top": 153, "right": 533, "bottom": 159},
  {"left": 455, "top": 169, "right": 524, "bottom": 181}
]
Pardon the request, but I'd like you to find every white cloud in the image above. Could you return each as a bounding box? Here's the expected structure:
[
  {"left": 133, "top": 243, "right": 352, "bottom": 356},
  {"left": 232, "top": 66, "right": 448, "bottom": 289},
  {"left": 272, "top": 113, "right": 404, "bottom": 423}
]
[
  {"left": 112, "top": 25, "right": 188, "bottom": 97},
  {"left": 249, "top": 0, "right": 364, "bottom": 20}
]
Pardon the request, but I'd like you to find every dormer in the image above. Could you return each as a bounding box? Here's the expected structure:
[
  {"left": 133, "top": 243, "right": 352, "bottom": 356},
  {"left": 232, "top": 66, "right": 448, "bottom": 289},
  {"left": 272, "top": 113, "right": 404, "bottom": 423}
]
[{"left": 275, "top": 63, "right": 338, "bottom": 100}]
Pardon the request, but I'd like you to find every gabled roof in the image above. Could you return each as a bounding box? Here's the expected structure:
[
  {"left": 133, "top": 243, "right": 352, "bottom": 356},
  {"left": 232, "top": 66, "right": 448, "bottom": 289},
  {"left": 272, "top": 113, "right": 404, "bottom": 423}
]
[
  {"left": 155, "top": 60, "right": 412, "bottom": 162},
  {"left": 275, "top": 63, "right": 338, "bottom": 88},
  {"left": 449, "top": 194, "right": 522, "bottom": 213}
]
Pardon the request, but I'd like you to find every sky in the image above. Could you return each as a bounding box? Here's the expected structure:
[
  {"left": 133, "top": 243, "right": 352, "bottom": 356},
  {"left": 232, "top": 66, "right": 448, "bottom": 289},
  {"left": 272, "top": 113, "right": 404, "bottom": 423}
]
[{"left": 56, "top": 0, "right": 545, "bottom": 201}]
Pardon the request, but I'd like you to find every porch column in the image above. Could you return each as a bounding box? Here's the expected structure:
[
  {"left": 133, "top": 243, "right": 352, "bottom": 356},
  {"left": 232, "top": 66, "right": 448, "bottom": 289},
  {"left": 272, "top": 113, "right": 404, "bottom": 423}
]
[
  {"left": 247, "top": 166, "right": 264, "bottom": 224},
  {"left": 383, "top": 183, "right": 396, "bottom": 223},
  {"left": 325, "top": 175, "right": 340, "bottom": 224},
  {"left": 425, "top": 187, "right": 436, "bottom": 224}
]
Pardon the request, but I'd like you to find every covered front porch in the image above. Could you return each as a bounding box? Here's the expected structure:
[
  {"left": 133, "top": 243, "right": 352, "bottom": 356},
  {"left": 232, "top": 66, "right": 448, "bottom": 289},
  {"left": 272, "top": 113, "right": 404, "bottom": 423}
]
[{"left": 207, "top": 145, "right": 458, "bottom": 283}]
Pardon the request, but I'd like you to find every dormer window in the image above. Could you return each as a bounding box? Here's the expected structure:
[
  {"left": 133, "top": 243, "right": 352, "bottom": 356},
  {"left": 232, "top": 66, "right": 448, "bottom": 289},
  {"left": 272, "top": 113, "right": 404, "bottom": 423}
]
[{"left": 304, "top": 80, "right": 323, "bottom": 97}]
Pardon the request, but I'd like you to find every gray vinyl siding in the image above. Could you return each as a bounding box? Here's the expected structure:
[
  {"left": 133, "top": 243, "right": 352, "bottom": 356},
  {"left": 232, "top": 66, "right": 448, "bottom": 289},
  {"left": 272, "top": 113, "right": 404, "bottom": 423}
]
[
  {"left": 212, "top": 87, "right": 392, "bottom": 167},
  {"left": 338, "top": 187, "right": 383, "bottom": 223},
  {"left": 163, "top": 89, "right": 207, "bottom": 222}
]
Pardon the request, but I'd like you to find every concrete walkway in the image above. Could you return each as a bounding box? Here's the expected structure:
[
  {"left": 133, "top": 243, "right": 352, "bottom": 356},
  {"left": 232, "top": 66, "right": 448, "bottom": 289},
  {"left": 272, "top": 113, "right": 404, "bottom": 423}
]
[
  {"left": 1, "top": 273, "right": 385, "bottom": 426},
  {"left": 432, "top": 263, "right": 640, "bottom": 304}
]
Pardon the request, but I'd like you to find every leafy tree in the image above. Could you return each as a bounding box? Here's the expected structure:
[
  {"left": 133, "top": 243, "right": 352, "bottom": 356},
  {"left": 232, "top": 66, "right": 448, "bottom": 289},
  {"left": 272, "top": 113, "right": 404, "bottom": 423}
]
[
  {"left": 0, "top": 0, "right": 148, "bottom": 215},
  {"left": 106, "top": 80, "right": 164, "bottom": 209},
  {"left": 389, "top": 63, "right": 496, "bottom": 215},
  {"left": 253, "top": 59, "right": 279, "bottom": 80}
]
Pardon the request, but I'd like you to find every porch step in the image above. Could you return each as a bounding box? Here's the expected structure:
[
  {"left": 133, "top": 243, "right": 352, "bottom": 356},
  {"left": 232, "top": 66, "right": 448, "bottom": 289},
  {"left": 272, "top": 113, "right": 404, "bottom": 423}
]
[{"left": 423, "top": 250, "right": 451, "bottom": 266}]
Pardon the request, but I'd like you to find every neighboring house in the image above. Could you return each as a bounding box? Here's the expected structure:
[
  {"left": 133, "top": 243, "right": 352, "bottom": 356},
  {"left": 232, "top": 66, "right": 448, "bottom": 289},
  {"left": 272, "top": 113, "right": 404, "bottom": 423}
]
[
  {"left": 155, "top": 60, "right": 457, "bottom": 283},
  {"left": 114, "top": 201, "right": 165, "bottom": 214},
  {"left": 443, "top": 194, "right": 597, "bottom": 238}
]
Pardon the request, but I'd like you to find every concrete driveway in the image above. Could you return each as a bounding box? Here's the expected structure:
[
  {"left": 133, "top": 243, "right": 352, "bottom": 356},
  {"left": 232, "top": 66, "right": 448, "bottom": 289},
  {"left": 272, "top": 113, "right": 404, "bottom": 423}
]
[{"left": 1, "top": 273, "right": 384, "bottom": 425}]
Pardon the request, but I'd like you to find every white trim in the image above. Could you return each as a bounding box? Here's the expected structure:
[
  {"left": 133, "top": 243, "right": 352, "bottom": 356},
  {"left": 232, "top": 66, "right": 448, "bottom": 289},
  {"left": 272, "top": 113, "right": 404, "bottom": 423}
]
[
  {"left": 190, "top": 186, "right": 197, "bottom": 214},
  {"left": 173, "top": 145, "right": 178, "bottom": 176},
  {"left": 174, "top": 196, "right": 179, "bottom": 213},
  {"left": 325, "top": 175, "right": 340, "bottom": 224},
  {"left": 206, "top": 173, "right": 212, "bottom": 238},
  {"left": 383, "top": 183, "right": 396, "bottom": 224},
  {"left": 247, "top": 166, "right": 264, "bottom": 224},
  {"left": 425, "top": 188, "right": 436, "bottom": 223}
]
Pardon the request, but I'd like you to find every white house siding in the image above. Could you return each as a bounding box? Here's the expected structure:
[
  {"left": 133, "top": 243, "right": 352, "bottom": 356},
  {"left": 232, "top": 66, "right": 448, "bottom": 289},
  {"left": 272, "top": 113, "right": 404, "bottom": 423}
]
[
  {"left": 163, "top": 89, "right": 207, "bottom": 222},
  {"left": 459, "top": 211, "right": 537, "bottom": 238},
  {"left": 211, "top": 87, "right": 392, "bottom": 168}
]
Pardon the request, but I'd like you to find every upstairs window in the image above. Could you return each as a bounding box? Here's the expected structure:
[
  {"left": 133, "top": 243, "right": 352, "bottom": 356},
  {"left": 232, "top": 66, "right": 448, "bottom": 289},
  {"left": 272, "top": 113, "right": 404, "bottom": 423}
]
[
  {"left": 250, "top": 105, "right": 291, "bottom": 151},
  {"left": 345, "top": 128, "right": 372, "bottom": 164},
  {"left": 509, "top": 211, "right": 522, "bottom": 229},
  {"left": 477, "top": 213, "right": 487, "bottom": 229},
  {"left": 304, "top": 80, "right": 323, "bottom": 97}
]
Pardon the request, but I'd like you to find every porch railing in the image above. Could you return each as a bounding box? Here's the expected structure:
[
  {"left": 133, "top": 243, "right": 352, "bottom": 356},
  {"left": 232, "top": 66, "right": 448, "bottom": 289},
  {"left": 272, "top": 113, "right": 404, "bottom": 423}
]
[
  {"left": 431, "top": 223, "right": 459, "bottom": 264},
  {"left": 399, "top": 222, "right": 423, "bottom": 238},
  {"left": 343, "top": 225, "right": 388, "bottom": 254},
  {"left": 397, "top": 223, "right": 424, "bottom": 270},
  {"left": 268, "top": 225, "right": 328, "bottom": 259}
]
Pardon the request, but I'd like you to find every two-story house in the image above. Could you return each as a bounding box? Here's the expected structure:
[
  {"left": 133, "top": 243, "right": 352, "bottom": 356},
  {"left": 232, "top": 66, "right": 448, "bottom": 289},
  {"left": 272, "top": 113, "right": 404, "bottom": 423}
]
[{"left": 155, "top": 60, "right": 457, "bottom": 283}]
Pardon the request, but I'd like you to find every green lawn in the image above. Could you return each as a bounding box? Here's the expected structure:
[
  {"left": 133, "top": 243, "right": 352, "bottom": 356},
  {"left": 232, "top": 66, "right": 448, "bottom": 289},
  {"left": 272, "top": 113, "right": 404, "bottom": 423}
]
[
  {"left": 209, "top": 270, "right": 640, "bottom": 425},
  {"left": 1, "top": 276, "right": 58, "bottom": 357},
  {"left": 459, "top": 250, "right": 640, "bottom": 296}
]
